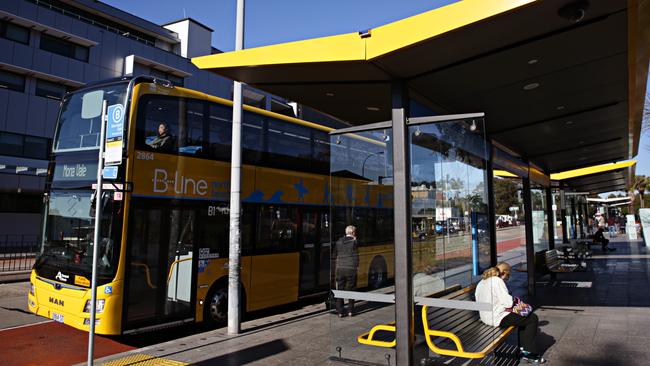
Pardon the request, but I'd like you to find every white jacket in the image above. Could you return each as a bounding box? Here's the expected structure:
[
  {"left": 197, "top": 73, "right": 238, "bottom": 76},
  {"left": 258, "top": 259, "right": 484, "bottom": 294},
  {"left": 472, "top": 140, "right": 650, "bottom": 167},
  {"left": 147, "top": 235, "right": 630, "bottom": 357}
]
[{"left": 474, "top": 276, "right": 513, "bottom": 327}]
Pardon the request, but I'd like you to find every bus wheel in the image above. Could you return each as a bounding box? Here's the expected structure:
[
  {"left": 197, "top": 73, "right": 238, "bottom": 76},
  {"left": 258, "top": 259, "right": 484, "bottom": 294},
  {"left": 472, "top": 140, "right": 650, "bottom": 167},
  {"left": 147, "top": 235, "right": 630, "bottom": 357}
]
[
  {"left": 368, "top": 257, "right": 387, "bottom": 289},
  {"left": 205, "top": 286, "right": 228, "bottom": 325},
  {"left": 204, "top": 283, "right": 245, "bottom": 326}
]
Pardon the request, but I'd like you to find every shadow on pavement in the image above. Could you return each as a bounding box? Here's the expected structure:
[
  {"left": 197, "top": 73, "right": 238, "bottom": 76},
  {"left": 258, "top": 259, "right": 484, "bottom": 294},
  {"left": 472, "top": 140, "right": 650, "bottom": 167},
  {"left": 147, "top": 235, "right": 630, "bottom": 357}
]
[{"left": 192, "top": 339, "right": 289, "bottom": 366}]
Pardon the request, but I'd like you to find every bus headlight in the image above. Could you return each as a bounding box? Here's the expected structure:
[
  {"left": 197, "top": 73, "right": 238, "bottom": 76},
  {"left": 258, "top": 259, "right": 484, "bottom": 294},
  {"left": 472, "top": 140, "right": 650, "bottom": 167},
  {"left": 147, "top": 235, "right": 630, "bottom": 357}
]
[
  {"left": 29, "top": 283, "right": 35, "bottom": 296},
  {"left": 83, "top": 299, "right": 105, "bottom": 313}
]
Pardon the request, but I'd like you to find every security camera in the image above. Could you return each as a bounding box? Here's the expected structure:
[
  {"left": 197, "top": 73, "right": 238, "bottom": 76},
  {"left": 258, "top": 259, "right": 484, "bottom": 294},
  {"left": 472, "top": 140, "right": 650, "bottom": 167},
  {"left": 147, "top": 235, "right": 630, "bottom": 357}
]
[{"left": 558, "top": 1, "right": 589, "bottom": 23}]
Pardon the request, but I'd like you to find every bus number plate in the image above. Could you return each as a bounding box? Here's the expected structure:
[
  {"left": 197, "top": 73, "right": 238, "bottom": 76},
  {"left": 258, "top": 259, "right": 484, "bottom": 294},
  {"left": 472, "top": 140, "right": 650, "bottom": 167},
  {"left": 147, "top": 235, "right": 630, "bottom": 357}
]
[{"left": 52, "top": 313, "right": 64, "bottom": 323}]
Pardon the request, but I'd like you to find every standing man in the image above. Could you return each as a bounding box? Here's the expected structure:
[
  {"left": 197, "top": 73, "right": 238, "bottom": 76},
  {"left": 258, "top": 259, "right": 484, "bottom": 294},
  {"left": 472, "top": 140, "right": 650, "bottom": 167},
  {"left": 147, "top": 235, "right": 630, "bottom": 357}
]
[{"left": 333, "top": 225, "right": 359, "bottom": 317}]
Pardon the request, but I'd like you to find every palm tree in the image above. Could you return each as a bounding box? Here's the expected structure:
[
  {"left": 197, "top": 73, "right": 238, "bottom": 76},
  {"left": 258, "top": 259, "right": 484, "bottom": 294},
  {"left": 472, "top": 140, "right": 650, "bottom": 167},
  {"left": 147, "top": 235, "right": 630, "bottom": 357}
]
[{"left": 630, "top": 175, "right": 648, "bottom": 209}]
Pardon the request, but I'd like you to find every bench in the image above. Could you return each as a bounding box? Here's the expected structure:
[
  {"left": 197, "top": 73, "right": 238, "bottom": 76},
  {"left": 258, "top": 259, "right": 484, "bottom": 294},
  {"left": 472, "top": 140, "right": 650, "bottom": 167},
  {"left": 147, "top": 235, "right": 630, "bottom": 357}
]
[
  {"left": 357, "top": 285, "right": 462, "bottom": 348},
  {"left": 544, "top": 249, "right": 580, "bottom": 273},
  {"left": 358, "top": 285, "right": 515, "bottom": 361},
  {"left": 420, "top": 287, "right": 515, "bottom": 359}
]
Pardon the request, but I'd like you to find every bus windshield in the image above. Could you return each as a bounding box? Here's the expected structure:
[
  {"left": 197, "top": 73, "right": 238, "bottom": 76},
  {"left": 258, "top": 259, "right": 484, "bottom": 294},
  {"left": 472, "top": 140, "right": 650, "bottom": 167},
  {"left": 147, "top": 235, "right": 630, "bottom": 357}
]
[
  {"left": 35, "top": 190, "right": 120, "bottom": 282},
  {"left": 54, "top": 82, "right": 128, "bottom": 152}
]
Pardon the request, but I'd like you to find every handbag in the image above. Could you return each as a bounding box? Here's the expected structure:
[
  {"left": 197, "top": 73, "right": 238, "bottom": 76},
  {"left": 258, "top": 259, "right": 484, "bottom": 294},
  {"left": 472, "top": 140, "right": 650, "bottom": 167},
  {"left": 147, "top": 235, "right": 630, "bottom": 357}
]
[{"left": 509, "top": 296, "right": 533, "bottom": 317}]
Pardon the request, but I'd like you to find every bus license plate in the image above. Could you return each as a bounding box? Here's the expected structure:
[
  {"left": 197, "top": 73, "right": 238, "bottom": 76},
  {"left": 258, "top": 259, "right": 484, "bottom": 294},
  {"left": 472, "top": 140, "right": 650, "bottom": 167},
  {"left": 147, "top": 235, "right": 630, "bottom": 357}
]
[{"left": 52, "top": 313, "right": 64, "bottom": 323}]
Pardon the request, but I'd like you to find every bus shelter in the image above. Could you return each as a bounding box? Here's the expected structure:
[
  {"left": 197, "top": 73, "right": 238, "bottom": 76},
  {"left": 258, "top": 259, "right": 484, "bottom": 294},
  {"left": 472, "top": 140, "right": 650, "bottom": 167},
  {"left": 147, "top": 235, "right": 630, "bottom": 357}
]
[{"left": 193, "top": 0, "right": 649, "bottom": 364}]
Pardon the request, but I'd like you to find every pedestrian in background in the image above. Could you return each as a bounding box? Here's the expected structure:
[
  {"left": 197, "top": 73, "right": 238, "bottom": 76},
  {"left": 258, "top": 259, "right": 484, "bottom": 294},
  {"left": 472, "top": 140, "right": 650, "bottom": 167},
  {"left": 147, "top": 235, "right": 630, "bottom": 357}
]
[{"left": 333, "top": 225, "right": 359, "bottom": 317}]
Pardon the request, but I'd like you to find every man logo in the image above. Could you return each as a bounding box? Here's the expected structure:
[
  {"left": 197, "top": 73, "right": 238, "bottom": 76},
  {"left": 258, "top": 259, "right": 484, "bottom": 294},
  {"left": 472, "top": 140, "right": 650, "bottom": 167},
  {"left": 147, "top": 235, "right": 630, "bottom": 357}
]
[
  {"left": 55, "top": 271, "right": 69, "bottom": 282},
  {"left": 49, "top": 297, "right": 64, "bottom": 306}
]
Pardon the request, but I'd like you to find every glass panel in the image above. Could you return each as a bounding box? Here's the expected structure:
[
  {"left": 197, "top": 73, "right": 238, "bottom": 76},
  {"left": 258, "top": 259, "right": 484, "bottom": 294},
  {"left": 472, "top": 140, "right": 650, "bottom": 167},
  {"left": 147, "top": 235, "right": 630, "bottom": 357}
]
[
  {"left": 178, "top": 99, "right": 204, "bottom": 155},
  {"left": 23, "top": 136, "right": 50, "bottom": 159},
  {"left": 531, "top": 187, "right": 549, "bottom": 252},
  {"left": 410, "top": 118, "right": 499, "bottom": 363},
  {"left": 255, "top": 205, "right": 297, "bottom": 254},
  {"left": 55, "top": 83, "right": 128, "bottom": 151},
  {"left": 5, "top": 23, "right": 30, "bottom": 44},
  {"left": 0, "top": 69, "right": 25, "bottom": 92},
  {"left": 74, "top": 45, "right": 89, "bottom": 62},
  {"left": 329, "top": 128, "right": 394, "bottom": 364},
  {"left": 36, "top": 79, "right": 68, "bottom": 100},
  {"left": 165, "top": 207, "right": 195, "bottom": 317},
  {"left": 0, "top": 132, "right": 23, "bottom": 156},
  {"left": 208, "top": 102, "right": 232, "bottom": 160},
  {"left": 40, "top": 34, "right": 74, "bottom": 58},
  {"left": 34, "top": 190, "right": 120, "bottom": 283},
  {"left": 494, "top": 176, "right": 527, "bottom": 268},
  {"left": 139, "top": 95, "right": 179, "bottom": 153}
]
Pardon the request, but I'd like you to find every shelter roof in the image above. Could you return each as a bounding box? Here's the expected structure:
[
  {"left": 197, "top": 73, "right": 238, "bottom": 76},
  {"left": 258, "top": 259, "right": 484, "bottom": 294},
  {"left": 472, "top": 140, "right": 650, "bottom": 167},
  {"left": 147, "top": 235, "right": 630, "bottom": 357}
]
[{"left": 193, "top": 0, "right": 649, "bottom": 188}]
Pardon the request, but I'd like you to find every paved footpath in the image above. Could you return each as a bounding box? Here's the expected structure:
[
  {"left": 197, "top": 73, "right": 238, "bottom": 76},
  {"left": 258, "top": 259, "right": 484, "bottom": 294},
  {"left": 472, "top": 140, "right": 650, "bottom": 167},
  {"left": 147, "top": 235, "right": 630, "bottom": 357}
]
[{"left": 91, "top": 237, "right": 650, "bottom": 366}]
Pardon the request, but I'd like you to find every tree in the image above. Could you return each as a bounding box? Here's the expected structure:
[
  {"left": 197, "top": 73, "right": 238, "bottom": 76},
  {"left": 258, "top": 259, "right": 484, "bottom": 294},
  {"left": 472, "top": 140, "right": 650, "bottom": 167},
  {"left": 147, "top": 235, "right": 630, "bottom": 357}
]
[
  {"left": 493, "top": 178, "right": 519, "bottom": 215},
  {"left": 630, "top": 175, "right": 649, "bottom": 210}
]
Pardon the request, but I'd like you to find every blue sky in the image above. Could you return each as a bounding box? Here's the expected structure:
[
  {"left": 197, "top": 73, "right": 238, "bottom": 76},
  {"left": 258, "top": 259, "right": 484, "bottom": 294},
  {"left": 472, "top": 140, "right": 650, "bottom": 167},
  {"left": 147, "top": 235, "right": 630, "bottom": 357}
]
[{"left": 104, "top": 0, "right": 650, "bottom": 185}]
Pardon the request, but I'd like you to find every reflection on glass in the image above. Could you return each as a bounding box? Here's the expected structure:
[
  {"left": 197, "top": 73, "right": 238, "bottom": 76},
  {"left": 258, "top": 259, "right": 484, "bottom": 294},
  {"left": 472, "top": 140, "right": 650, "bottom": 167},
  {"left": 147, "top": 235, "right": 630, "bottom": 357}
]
[
  {"left": 531, "top": 187, "right": 549, "bottom": 252},
  {"left": 329, "top": 129, "right": 395, "bottom": 364},
  {"left": 409, "top": 119, "right": 490, "bottom": 294}
]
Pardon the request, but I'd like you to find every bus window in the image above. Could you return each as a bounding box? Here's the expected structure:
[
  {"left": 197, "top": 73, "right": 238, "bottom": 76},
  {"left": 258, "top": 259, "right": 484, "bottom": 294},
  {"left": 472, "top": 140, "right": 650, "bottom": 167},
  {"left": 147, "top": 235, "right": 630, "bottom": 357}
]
[
  {"left": 242, "top": 111, "right": 264, "bottom": 164},
  {"left": 178, "top": 99, "right": 204, "bottom": 155},
  {"left": 256, "top": 205, "right": 297, "bottom": 253},
  {"left": 267, "top": 117, "right": 311, "bottom": 168},
  {"left": 208, "top": 102, "right": 232, "bottom": 161},
  {"left": 139, "top": 95, "right": 179, "bottom": 152}
]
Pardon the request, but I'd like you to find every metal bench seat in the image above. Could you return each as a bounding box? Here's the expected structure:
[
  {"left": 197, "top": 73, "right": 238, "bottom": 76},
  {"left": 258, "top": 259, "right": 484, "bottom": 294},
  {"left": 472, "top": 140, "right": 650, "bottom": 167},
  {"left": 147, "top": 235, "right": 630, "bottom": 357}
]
[{"left": 421, "top": 288, "right": 515, "bottom": 359}]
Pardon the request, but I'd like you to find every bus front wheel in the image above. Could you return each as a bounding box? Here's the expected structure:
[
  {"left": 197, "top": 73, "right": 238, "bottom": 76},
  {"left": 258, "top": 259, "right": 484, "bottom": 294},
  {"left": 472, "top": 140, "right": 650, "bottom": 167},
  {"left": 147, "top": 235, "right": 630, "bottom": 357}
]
[{"left": 204, "top": 283, "right": 245, "bottom": 326}]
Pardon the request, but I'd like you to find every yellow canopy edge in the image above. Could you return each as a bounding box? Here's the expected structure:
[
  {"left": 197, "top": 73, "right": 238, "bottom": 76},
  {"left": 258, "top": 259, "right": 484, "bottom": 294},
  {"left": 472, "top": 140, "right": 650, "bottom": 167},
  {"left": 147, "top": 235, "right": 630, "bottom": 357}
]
[
  {"left": 192, "top": 32, "right": 365, "bottom": 69},
  {"left": 366, "top": 0, "right": 536, "bottom": 59},
  {"left": 493, "top": 170, "right": 518, "bottom": 178},
  {"left": 550, "top": 160, "right": 637, "bottom": 181},
  {"left": 191, "top": 0, "right": 536, "bottom": 70}
]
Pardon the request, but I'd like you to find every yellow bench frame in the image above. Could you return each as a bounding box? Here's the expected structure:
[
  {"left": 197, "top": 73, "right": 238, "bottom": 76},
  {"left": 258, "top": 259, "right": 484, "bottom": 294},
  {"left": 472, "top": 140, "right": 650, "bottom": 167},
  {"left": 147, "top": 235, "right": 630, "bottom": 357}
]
[{"left": 357, "top": 286, "right": 516, "bottom": 359}]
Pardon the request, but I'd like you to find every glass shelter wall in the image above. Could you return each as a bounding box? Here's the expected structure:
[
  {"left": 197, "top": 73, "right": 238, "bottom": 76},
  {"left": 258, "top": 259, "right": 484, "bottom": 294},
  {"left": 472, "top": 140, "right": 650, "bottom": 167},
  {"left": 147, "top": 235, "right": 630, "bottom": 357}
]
[{"left": 329, "top": 128, "right": 395, "bottom": 364}]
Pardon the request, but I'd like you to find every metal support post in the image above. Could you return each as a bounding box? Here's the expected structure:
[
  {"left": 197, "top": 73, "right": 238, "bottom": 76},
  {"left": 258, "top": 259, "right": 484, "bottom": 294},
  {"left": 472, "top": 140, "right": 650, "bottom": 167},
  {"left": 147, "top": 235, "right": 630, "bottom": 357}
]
[
  {"left": 522, "top": 176, "right": 535, "bottom": 295},
  {"left": 560, "top": 189, "right": 569, "bottom": 244},
  {"left": 577, "top": 199, "right": 585, "bottom": 239},
  {"left": 486, "top": 145, "right": 498, "bottom": 266},
  {"left": 545, "top": 187, "right": 555, "bottom": 250},
  {"left": 391, "top": 81, "right": 413, "bottom": 366},
  {"left": 87, "top": 100, "right": 107, "bottom": 366},
  {"left": 228, "top": 0, "right": 245, "bottom": 335},
  {"left": 571, "top": 198, "right": 577, "bottom": 240}
]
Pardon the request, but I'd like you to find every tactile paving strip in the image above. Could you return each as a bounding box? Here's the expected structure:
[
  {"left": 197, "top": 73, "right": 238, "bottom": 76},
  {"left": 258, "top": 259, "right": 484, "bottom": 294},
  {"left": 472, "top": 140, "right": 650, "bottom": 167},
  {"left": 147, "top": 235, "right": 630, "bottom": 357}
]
[{"left": 102, "top": 354, "right": 188, "bottom": 366}]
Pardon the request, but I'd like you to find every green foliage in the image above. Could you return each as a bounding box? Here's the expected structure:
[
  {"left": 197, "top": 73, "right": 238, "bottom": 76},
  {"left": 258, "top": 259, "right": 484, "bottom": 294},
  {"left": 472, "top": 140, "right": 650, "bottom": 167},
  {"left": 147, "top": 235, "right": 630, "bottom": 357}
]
[{"left": 493, "top": 178, "right": 519, "bottom": 215}]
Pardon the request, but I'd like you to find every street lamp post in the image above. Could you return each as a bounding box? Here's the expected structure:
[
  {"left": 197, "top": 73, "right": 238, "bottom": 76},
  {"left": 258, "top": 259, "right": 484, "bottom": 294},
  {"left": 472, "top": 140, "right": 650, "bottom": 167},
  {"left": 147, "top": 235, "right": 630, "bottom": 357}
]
[
  {"left": 639, "top": 182, "right": 645, "bottom": 209},
  {"left": 361, "top": 151, "right": 384, "bottom": 178}
]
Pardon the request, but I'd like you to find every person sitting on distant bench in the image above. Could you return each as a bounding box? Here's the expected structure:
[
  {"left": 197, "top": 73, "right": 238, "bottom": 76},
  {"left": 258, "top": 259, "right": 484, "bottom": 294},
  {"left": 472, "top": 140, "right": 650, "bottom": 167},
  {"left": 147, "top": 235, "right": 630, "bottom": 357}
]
[{"left": 593, "top": 227, "right": 615, "bottom": 252}]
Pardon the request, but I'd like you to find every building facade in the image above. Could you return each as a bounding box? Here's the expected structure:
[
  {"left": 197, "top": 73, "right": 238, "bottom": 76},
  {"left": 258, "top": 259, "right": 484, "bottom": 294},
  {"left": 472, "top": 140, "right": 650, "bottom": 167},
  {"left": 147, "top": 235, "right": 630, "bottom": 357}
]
[{"left": 0, "top": 0, "right": 320, "bottom": 245}]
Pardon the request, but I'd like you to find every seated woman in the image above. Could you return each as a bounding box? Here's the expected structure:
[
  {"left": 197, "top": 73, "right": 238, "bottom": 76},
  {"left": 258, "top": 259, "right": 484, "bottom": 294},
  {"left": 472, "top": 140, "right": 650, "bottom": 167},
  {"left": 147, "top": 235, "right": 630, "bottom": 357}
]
[
  {"left": 475, "top": 262, "right": 546, "bottom": 364},
  {"left": 593, "top": 227, "right": 615, "bottom": 252}
]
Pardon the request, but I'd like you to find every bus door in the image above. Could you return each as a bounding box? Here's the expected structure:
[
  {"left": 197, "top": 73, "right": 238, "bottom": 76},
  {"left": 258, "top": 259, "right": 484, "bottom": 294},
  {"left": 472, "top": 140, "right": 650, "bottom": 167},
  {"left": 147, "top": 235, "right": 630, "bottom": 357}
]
[
  {"left": 125, "top": 201, "right": 197, "bottom": 330},
  {"left": 299, "top": 208, "right": 330, "bottom": 295}
]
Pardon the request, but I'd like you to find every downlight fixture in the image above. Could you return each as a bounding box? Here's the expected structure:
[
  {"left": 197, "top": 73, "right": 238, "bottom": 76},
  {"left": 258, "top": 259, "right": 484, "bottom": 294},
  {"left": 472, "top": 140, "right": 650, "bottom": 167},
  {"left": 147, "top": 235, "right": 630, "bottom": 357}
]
[{"left": 470, "top": 120, "right": 477, "bottom": 131}]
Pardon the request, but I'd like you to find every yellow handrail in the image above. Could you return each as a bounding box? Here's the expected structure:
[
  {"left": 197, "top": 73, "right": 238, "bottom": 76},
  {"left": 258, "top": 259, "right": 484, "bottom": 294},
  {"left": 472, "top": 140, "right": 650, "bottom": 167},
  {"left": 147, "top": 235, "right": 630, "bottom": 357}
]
[
  {"left": 167, "top": 257, "right": 193, "bottom": 284},
  {"left": 131, "top": 262, "right": 157, "bottom": 289},
  {"left": 357, "top": 322, "right": 396, "bottom": 348}
]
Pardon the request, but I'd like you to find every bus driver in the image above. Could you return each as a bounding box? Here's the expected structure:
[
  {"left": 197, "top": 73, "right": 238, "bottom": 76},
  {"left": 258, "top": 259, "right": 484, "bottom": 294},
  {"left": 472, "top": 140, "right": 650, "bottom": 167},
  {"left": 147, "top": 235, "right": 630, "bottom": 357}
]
[{"left": 148, "top": 122, "right": 174, "bottom": 151}]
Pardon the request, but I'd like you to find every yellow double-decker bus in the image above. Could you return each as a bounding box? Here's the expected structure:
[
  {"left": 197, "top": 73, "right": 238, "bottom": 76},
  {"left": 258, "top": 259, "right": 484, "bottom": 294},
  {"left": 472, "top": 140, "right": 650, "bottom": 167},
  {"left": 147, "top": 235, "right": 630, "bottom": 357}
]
[{"left": 28, "top": 76, "right": 396, "bottom": 335}]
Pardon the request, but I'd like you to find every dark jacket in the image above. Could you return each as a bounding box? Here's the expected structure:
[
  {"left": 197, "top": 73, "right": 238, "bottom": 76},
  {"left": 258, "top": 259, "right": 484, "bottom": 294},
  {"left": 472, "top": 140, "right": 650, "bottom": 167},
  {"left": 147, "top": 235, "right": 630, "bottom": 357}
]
[{"left": 333, "top": 235, "right": 359, "bottom": 270}]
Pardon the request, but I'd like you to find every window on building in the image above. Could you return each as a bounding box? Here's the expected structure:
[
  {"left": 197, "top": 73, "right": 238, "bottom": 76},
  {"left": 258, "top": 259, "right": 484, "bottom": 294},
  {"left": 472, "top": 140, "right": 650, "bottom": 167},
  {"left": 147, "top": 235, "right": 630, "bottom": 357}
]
[
  {"left": 40, "top": 33, "right": 89, "bottom": 62},
  {"left": 35, "top": 79, "right": 69, "bottom": 100},
  {"left": 0, "top": 193, "right": 42, "bottom": 213},
  {"left": 0, "top": 69, "right": 26, "bottom": 92},
  {"left": 0, "top": 20, "right": 30, "bottom": 44},
  {"left": 0, "top": 132, "right": 51, "bottom": 160}
]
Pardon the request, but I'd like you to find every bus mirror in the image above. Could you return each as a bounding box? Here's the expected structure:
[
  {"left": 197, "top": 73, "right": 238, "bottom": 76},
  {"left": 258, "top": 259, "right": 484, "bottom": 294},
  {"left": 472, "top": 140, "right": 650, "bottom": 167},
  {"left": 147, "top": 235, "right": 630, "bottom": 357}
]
[{"left": 81, "top": 90, "right": 104, "bottom": 119}]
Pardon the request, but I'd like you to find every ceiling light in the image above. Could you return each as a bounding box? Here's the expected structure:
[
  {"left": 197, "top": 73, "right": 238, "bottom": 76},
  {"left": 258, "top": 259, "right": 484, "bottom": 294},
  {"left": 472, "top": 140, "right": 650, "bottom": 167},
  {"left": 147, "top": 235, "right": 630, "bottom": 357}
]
[
  {"left": 579, "top": 140, "right": 584, "bottom": 144},
  {"left": 556, "top": 105, "right": 565, "bottom": 110},
  {"left": 470, "top": 120, "right": 477, "bottom": 131},
  {"left": 527, "top": 59, "right": 539, "bottom": 65},
  {"left": 325, "top": 92, "right": 334, "bottom": 97},
  {"left": 565, "top": 121, "right": 573, "bottom": 125},
  {"left": 523, "top": 83, "right": 540, "bottom": 91},
  {"left": 366, "top": 106, "right": 380, "bottom": 111},
  {"left": 579, "top": 157, "right": 587, "bottom": 160}
]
